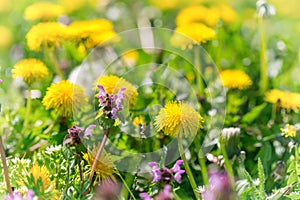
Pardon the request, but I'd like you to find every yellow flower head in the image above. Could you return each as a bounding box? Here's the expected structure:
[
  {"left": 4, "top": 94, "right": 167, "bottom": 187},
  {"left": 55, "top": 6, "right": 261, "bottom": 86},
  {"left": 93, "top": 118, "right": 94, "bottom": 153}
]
[
  {"left": 133, "top": 116, "right": 146, "bottom": 128},
  {"left": 12, "top": 59, "right": 49, "bottom": 85},
  {"left": 96, "top": 75, "right": 138, "bottom": 106},
  {"left": 220, "top": 69, "right": 252, "bottom": 90},
  {"left": 26, "top": 22, "right": 67, "bottom": 52},
  {"left": 218, "top": 4, "right": 237, "bottom": 24},
  {"left": 83, "top": 148, "right": 116, "bottom": 184},
  {"left": 29, "top": 163, "right": 60, "bottom": 199},
  {"left": 122, "top": 50, "right": 139, "bottom": 66},
  {"left": 149, "top": 0, "right": 181, "bottom": 10},
  {"left": 42, "top": 80, "right": 88, "bottom": 117},
  {"left": 265, "top": 89, "right": 300, "bottom": 112},
  {"left": 24, "top": 2, "right": 65, "bottom": 21},
  {"left": 171, "top": 23, "right": 216, "bottom": 49},
  {"left": 176, "top": 5, "right": 219, "bottom": 27},
  {"left": 281, "top": 124, "right": 297, "bottom": 138},
  {"left": 66, "top": 18, "right": 118, "bottom": 48},
  {"left": 59, "top": 0, "right": 86, "bottom": 13},
  {"left": 155, "top": 101, "right": 203, "bottom": 137},
  {"left": 0, "top": 26, "right": 12, "bottom": 48}
]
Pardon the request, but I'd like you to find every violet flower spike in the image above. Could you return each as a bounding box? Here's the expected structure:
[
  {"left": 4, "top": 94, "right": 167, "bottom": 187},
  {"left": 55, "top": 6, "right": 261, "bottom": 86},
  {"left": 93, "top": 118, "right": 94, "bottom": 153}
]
[
  {"left": 97, "top": 85, "right": 107, "bottom": 103},
  {"left": 156, "top": 184, "right": 173, "bottom": 199},
  {"left": 84, "top": 124, "right": 96, "bottom": 137},
  {"left": 171, "top": 160, "right": 183, "bottom": 172},
  {"left": 149, "top": 162, "right": 162, "bottom": 182},
  {"left": 68, "top": 126, "right": 84, "bottom": 135},
  {"left": 174, "top": 169, "right": 185, "bottom": 183},
  {"left": 139, "top": 193, "right": 153, "bottom": 200}
]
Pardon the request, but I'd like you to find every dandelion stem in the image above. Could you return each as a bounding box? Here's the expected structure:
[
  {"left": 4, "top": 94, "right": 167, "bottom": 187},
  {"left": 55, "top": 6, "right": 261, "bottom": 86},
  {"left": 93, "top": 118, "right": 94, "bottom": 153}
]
[
  {"left": 195, "top": 47, "right": 204, "bottom": 96},
  {"left": 0, "top": 135, "right": 12, "bottom": 194},
  {"left": 219, "top": 136, "right": 235, "bottom": 186},
  {"left": 117, "top": 171, "right": 136, "bottom": 200},
  {"left": 194, "top": 135, "right": 208, "bottom": 185},
  {"left": 259, "top": 16, "right": 268, "bottom": 94},
  {"left": 47, "top": 48, "right": 64, "bottom": 80},
  {"left": 76, "top": 147, "right": 84, "bottom": 187},
  {"left": 23, "top": 86, "right": 32, "bottom": 132},
  {"left": 178, "top": 136, "right": 200, "bottom": 200},
  {"left": 88, "top": 129, "right": 110, "bottom": 183}
]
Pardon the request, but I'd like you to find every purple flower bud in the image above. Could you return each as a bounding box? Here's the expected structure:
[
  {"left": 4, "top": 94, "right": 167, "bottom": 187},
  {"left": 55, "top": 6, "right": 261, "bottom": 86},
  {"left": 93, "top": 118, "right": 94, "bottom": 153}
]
[
  {"left": 84, "top": 124, "right": 96, "bottom": 137},
  {"left": 5, "top": 191, "right": 23, "bottom": 200},
  {"left": 174, "top": 169, "right": 185, "bottom": 183},
  {"left": 149, "top": 162, "right": 162, "bottom": 182},
  {"left": 140, "top": 193, "right": 152, "bottom": 200},
  {"left": 171, "top": 160, "right": 183, "bottom": 173},
  {"left": 26, "top": 190, "right": 35, "bottom": 200},
  {"left": 0, "top": 79, "right": 2, "bottom": 84},
  {"left": 156, "top": 184, "right": 173, "bottom": 200},
  {"left": 111, "top": 108, "right": 118, "bottom": 119},
  {"left": 68, "top": 126, "right": 84, "bottom": 135}
]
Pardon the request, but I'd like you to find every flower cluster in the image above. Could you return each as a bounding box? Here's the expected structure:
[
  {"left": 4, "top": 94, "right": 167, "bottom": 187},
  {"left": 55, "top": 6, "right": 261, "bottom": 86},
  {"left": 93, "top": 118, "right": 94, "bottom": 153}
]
[
  {"left": 280, "top": 124, "right": 298, "bottom": 138},
  {"left": 97, "top": 85, "right": 126, "bottom": 119},
  {"left": 148, "top": 160, "right": 185, "bottom": 184},
  {"left": 64, "top": 125, "right": 96, "bottom": 146}
]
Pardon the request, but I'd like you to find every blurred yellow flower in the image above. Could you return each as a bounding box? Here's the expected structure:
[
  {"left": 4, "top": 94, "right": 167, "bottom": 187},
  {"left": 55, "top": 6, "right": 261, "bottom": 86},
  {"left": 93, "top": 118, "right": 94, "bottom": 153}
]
[
  {"left": 176, "top": 6, "right": 219, "bottom": 27},
  {"left": 0, "top": 0, "right": 11, "bottom": 12},
  {"left": 66, "top": 18, "right": 118, "bottom": 48},
  {"left": 133, "top": 116, "right": 145, "bottom": 128},
  {"left": 29, "top": 163, "right": 60, "bottom": 199},
  {"left": 96, "top": 75, "right": 138, "bottom": 105},
  {"left": 12, "top": 59, "right": 49, "bottom": 86},
  {"left": 26, "top": 22, "right": 67, "bottom": 52},
  {"left": 265, "top": 89, "right": 300, "bottom": 112},
  {"left": 122, "top": 50, "right": 139, "bottom": 66},
  {"left": 83, "top": 148, "right": 116, "bottom": 184},
  {"left": 24, "top": 2, "right": 65, "bottom": 21},
  {"left": 155, "top": 101, "right": 203, "bottom": 137},
  {"left": 218, "top": 4, "right": 237, "bottom": 24},
  {"left": 42, "top": 80, "right": 88, "bottom": 117},
  {"left": 281, "top": 124, "right": 297, "bottom": 138},
  {"left": 170, "top": 23, "right": 216, "bottom": 49},
  {"left": 0, "top": 26, "right": 12, "bottom": 48},
  {"left": 149, "top": 0, "right": 181, "bottom": 10},
  {"left": 59, "top": 0, "right": 86, "bottom": 13},
  {"left": 220, "top": 69, "right": 252, "bottom": 90}
]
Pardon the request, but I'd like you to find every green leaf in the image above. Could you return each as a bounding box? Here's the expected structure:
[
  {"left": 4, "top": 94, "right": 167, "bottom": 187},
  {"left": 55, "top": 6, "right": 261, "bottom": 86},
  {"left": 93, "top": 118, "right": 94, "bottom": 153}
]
[
  {"left": 287, "top": 171, "right": 298, "bottom": 185},
  {"left": 258, "top": 158, "right": 266, "bottom": 200},
  {"left": 241, "top": 103, "right": 267, "bottom": 124},
  {"left": 286, "top": 193, "right": 300, "bottom": 200}
]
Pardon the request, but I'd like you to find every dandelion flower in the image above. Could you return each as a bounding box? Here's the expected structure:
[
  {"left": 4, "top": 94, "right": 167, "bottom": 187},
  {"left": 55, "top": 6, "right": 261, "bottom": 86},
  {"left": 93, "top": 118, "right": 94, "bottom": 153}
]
[
  {"left": 155, "top": 101, "right": 203, "bottom": 137},
  {"left": 12, "top": 59, "right": 49, "bottom": 86},
  {"left": 265, "top": 89, "right": 300, "bottom": 112},
  {"left": 150, "top": 0, "right": 180, "bottom": 10},
  {"left": 59, "top": 0, "right": 86, "bottom": 13},
  {"left": 42, "top": 80, "right": 88, "bottom": 117},
  {"left": 170, "top": 23, "right": 216, "bottom": 49},
  {"left": 218, "top": 4, "right": 237, "bottom": 24},
  {"left": 66, "top": 18, "right": 118, "bottom": 48},
  {"left": 26, "top": 22, "right": 67, "bottom": 51},
  {"left": 83, "top": 147, "right": 116, "bottom": 184},
  {"left": 280, "top": 124, "right": 297, "bottom": 138},
  {"left": 176, "top": 6, "right": 219, "bottom": 27},
  {"left": 220, "top": 69, "right": 252, "bottom": 90},
  {"left": 29, "top": 163, "right": 60, "bottom": 199},
  {"left": 0, "top": 26, "right": 12, "bottom": 48},
  {"left": 96, "top": 75, "right": 138, "bottom": 105},
  {"left": 122, "top": 50, "right": 139, "bottom": 67},
  {"left": 133, "top": 116, "right": 146, "bottom": 128},
  {"left": 24, "top": 2, "right": 65, "bottom": 21}
]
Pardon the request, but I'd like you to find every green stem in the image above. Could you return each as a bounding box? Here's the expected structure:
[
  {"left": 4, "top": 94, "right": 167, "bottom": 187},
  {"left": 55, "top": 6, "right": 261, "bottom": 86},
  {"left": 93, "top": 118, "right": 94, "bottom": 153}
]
[
  {"left": 47, "top": 48, "right": 64, "bottom": 80},
  {"left": 0, "top": 135, "right": 12, "bottom": 194},
  {"left": 295, "top": 144, "right": 299, "bottom": 182},
  {"left": 259, "top": 17, "right": 268, "bottom": 94},
  {"left": 195, "top": 135, "right": 208, "bottom": 186},
  {"left": 195, "top": 47, "right": 204, "bottom": 96},
  {"left": 178, "top": 136, "right": 200, "bottom": 200},
  {"left": 43, "top": 114, "right": 60, "bottom": 134},
  {"left": 219, "top": 136, "right": 235, "bottom": 186},
  {"left": 23, "top": 86, "right": 32, "bottom": 132},
  {"left": 117, "top": 171, "right": 136, "bottom": 200}
]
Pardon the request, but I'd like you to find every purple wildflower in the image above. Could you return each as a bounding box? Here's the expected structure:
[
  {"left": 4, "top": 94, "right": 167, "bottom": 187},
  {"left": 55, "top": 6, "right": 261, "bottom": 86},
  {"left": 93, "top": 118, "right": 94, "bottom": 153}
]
[
  {"left": 5, "top": 190, "right": 35, "bottom": 200},
  {"left": 202, "top": 170, "right": 235, "bottom": 200},
  {"left": 97, "top": 84, "right": 126, "bottom": 120},
  {"left": 155, "top": 184, "right": 173, "bottom": 200},
  {"left": 0, "top": 79, "right": 2, "bottom": 83},
  {"left": 94, "top": 179, "right": 121, "bottom": 200},
  {"left": 140, "top": 192, "right": 152, "bottom": 200},
  {"left": 148, "top": 160, "right": 185, "bottom": 184},
  {"left": 64, "top": 124, "right": 95, "bottom": 146}
]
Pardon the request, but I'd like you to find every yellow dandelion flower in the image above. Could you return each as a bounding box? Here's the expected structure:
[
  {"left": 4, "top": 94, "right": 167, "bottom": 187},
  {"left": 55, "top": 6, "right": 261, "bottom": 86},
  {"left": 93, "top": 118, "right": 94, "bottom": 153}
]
[
  {"left": 170, "top": 23, "right": 216, "bottom": 49},
  {"left": 281, "top": 124, "right": 297, "bottom": 138},
  {"left": 155, "top": 101, "right": 203, "bottom": 137},
  {"left": 122, "top": 50, "right": 139, "bottom": 67},
  {"left": 24, "top": 2, "right": 65, "bottom": 21},
  {"left": 83, "top": 148, "right": 116, "bottom": 184},
  {"left": 133, "top": 116, "right": 146, "bottom": 128},
  {"left": 265, "top": 89, "right": 300, "bottom": 112},
  {"left": 218, "top": 4, "right": 237, "bottom": 24},
  {"left": 12, "top": 59, "right": 49, "bottom": 86},
  {"left": 149, "top": 0, "right": 181, "bottom": 10},
  {"left": 176, "top": 5, "right": 219, "bottom": 27},
  {"left": 29, "top": 163, "right": 61, "bottom": 199},
  {"left": 59, "top": 0, "right": 86, "bottom": 13},
  {"left": 42, "top": 80, "right": 88, "bottom": 117},
  {"left": 26, "top": 22, "right": 67, "bottom": 52},
  {"left": 220, "top": 69, "right": 252, "bottom": 90},
  {"left": 86, "top": 30, "right": 119, "bottom": 49},
  {"left": 0, "top": 26, "right": 12, "bottom": 48},
  {"left": 96, "top": 75, "right": 138, "bottom": 105}
]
